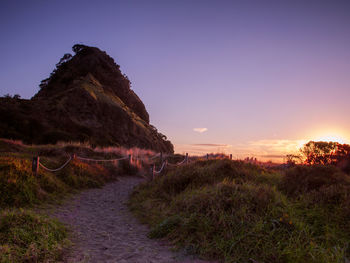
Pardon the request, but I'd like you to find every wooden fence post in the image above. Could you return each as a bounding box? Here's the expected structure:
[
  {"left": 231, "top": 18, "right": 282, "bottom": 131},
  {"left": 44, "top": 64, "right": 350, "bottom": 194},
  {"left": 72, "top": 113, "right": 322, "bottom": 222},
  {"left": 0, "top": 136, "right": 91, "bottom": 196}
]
[
  {"left": 128, "top": 154, "right": 131, "bottom": 164},
  {"left": 230, "top": 154, "right": 232, "bottom": 160},
  {"left": 32, "top": 156, "right": 39, "bottom": 176},
  {"left": 206, "top": 153, "right": 209, "bottom": 160}
]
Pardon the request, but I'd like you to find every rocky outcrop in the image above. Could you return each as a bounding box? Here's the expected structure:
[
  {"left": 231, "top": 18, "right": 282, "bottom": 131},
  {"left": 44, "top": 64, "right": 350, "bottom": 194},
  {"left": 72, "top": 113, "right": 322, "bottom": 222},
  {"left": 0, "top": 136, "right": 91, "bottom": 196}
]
[{"left": 0, "top": 44, "right": 173, "bottom": 153}]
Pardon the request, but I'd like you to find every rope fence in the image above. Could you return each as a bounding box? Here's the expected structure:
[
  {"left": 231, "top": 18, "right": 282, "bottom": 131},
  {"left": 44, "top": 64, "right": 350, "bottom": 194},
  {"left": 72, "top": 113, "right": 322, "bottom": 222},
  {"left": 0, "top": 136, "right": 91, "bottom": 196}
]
[
  {"left": 154, "top": 162, "right": 166, "bottom": 174},
  {"left": 76, "top": 155, "right": 130, "bottom": 162},
  {"left": 39, "top": 155, "right": 72, "bottom": 172},
  {"left": 166, "top": 156, "right": 187, "bottom": 166},
  {"left": 32, "top": 153, "right": 161, "bottom": 175},
  {"left": 32, "top": 151, "right": 234, "bottom": 179}
]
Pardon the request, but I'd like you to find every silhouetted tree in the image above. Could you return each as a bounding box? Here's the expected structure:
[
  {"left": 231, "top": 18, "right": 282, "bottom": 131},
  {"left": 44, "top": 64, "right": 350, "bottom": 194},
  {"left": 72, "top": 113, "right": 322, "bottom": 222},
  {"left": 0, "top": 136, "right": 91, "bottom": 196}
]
[
  {"left": 301, "top": 141, "right": 337, "bottom": 165},
  {"left": 39, "top": 78, "right": 50, "bottom": 89},
  {"left": 72, "top": 44, "right": 87, "bottom": 54},
  {"left": 159, "top": 133, "right": 167, "bottom": 140},
  {"left": 333, "top": 144, "right": 350, "bottom": 173},
  {"left": 286, "top": 154, "right": 302, "bottom": 165}
]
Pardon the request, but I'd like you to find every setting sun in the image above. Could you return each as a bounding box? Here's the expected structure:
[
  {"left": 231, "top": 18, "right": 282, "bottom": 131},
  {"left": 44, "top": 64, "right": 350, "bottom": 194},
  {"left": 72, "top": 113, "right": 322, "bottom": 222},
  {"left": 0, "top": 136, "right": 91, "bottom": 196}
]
[{"left": 314, "top": 134, "right": 347, "bottom": 144}]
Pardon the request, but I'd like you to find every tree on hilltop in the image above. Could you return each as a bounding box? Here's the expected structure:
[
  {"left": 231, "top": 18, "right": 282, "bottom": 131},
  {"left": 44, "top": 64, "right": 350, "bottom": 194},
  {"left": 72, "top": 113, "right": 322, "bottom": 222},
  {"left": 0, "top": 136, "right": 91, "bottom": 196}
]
[{"left": 72, "top": 44, "right": 88, "bottom": 54}]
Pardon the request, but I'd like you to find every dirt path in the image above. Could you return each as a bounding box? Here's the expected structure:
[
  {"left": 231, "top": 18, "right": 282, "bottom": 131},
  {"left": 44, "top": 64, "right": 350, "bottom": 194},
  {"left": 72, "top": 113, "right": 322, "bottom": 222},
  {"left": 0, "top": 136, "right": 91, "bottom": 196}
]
[{"left": 53, "top": 176, "right": 210, "bottom": 263}]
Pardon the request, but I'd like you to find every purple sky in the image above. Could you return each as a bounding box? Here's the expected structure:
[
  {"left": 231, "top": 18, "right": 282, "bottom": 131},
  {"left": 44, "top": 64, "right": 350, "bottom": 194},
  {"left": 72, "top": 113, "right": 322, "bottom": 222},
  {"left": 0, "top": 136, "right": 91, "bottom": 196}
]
[{"left": 1, "top": 0, "right": 350, "bottom": 160}]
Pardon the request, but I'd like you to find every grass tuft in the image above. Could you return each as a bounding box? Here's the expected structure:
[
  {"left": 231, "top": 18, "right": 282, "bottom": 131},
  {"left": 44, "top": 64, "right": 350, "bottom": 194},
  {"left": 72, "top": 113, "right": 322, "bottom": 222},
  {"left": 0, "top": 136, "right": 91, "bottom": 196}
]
[
  {"left": 129, "top": 159, "right": 350, "bottom": 262},
  {"left": 0, "top": 209, "right": 68, "bottom": 262},
  {"left": 0, "top": 138, "right": 147, "bottom": 262}
]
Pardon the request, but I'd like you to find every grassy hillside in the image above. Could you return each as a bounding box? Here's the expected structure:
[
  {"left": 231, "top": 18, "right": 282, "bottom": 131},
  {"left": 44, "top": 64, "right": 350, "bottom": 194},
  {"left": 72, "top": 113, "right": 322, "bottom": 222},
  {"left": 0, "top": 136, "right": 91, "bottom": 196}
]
[
  {"left": 0, "top": 139, "right": 144, "bottom": 262},
  {"left": 129, "top": 159, "right": 350, "bottom": 263}
]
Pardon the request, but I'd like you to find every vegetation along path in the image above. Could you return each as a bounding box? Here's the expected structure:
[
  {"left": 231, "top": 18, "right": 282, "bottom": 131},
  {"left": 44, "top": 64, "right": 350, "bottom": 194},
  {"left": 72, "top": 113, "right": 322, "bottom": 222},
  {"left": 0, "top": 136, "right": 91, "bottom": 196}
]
[{"left": 53, "top": 176, "right": 210, "bottom": 263}]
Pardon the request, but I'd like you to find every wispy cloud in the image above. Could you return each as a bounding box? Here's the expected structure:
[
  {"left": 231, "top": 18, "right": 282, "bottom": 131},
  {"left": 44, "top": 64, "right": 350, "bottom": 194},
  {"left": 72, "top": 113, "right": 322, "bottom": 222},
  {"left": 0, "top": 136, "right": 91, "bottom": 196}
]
[
  {"left": 174, "top": 139, "right": 308, "bottom": 162},
  {"left": 175, "top": 143, "right": 232, "bottom": 156},
  {"left": 192, "top": 143, "right": 230, "bottom": 147},
  {"left": 248, "top": 139, "right": 307, "bottom": 154},
  {"left": 193, "top": 128, "right": 208, "bottom": 133},
  {"left": 259, "top": 154, "right": 286, "bottom": 158}
]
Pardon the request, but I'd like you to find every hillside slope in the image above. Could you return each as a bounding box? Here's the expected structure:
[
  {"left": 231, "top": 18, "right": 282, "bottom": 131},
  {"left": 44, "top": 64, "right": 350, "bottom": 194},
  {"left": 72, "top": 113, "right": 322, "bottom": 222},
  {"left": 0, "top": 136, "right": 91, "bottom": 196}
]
[{"left": 0, "top": 44, "right": 173, "bottom": 153}]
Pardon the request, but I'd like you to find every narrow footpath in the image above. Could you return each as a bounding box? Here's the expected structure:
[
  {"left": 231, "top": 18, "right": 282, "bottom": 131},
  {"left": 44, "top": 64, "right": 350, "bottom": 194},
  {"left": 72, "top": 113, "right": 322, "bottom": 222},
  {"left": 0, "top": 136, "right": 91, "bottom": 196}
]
[{"left": 53, "top": 176, "right": 211, "bottom": 263}]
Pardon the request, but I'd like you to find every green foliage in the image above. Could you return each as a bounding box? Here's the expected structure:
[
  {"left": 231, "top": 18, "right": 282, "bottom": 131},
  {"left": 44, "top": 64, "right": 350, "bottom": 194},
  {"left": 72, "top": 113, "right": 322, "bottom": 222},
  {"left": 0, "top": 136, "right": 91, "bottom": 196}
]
[
  {"left": 0, "top": 155, "right": 116, "bottom": 208},
  {"left": 0, "top": 139, "right": 141, "bottom": 208},
  {"left": 129, "top": 159, "right": 350, "bottom": 262},
  {"left": 0, "top": 209, "right": 68, "bottom": 262},
  {"left": 0, "top": 139, "right": 144, "bottom": 262},
  {"left": 280, "top": 165, "right": 350, "bottom": 197},
  {"left": 148, "top": 215, "right": 182, "bottom": 239}
]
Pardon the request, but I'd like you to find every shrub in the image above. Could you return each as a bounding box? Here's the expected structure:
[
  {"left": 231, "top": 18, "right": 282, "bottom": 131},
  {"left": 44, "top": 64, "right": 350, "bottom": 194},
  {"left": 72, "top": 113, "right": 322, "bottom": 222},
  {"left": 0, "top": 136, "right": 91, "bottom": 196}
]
[
  {"left": 130, "top": 159, "right": 350, "bottom": 262},
  {"left": 157, "top": 160, "right": 263, "bottom": 197},
  {"left": 280, "top": 165, "right": 350, "bottom": 196}
]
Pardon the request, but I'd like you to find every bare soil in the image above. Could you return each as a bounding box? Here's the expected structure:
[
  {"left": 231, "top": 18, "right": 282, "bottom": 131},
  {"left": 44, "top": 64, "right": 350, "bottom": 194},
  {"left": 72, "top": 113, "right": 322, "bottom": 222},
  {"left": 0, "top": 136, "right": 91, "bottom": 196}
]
[{"left": 52, "top": 176, "right": 213, "bottom": 263}]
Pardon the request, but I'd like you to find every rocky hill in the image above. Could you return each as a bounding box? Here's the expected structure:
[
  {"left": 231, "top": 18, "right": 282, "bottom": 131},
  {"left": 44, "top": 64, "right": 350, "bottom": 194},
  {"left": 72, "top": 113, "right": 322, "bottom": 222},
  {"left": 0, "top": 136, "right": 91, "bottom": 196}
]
[{"left": 0, "top": 44, "right": 173, "bottom": 153}]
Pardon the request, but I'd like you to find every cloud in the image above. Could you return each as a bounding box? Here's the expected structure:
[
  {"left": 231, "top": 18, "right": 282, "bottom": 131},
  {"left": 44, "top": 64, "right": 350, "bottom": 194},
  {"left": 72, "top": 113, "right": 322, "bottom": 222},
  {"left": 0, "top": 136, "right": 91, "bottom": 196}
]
[
  {"left": 193, "top": 128, "right": 208, "bottom": 133},
  {"left": 175, "top": 143, "right": 233, "bottom": 156},
  {"left": 248, "top": 139, "right": 307, "bottom": 155},
  {"left": 192, "top": 143, "right": 230, "bottom": 147},
  {"left": 259, "top": 154, "right": 286, "bottom": 158}
]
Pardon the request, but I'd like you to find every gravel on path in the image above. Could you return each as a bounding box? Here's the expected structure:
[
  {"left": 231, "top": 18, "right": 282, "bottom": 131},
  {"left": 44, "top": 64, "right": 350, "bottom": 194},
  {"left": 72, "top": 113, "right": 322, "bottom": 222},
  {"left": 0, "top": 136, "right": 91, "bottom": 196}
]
[{"left": 53, "top": 176, "right": 214, "bottom": 263}]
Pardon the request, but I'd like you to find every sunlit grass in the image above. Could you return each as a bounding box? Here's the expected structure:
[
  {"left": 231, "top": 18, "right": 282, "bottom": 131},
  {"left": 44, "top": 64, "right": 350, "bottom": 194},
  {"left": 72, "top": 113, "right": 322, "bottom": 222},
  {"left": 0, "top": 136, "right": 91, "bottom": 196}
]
[
  {"left": 129, "top": 159, "right": 350, "bottom": 262},
  {"left": 0, "top": 138, "right": 145, "bottom": 262}
]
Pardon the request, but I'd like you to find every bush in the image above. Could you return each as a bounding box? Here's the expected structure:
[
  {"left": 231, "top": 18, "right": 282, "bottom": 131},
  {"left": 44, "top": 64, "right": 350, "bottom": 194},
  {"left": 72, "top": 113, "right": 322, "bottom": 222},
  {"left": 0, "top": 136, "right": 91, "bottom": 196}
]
[
  {"left": 0, "top": 157, "right": 54, "bottom": 207},
  {"left": 0, "top": 155, "right": 116, "bottom": 208},
  {"left": 130, "top": 160, "right": 350, "bottom": 262},
  {"left": 280, "top": 165, "right": 350, "bottom": 196},
  {"left": 157, "top": 160, "right": 263, "bottom": 197}
]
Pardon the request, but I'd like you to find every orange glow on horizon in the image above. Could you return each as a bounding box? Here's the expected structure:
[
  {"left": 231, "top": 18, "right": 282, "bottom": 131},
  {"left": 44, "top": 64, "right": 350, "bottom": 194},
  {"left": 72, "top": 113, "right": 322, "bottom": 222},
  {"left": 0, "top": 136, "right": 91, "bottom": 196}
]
[
  {"left": 174, "top": 131, "right": 350, "bottom": 163},
  {"left": 309, "top": 129, "right": 350, "bottom": 145},
  {"left": 314, "top": 135, "right": 346, "bottom": 144}
]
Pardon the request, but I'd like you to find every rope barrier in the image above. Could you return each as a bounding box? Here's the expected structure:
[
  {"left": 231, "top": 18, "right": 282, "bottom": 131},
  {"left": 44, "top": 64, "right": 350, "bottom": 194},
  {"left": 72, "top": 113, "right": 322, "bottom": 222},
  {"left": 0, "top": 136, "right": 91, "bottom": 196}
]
[
  {"left": 154, "top": 161, "right": 166, "bottom": 174},
  {"left": 34, "top": 150, "right": 191, "bottom": 176},
  {"left": 76, "top": 155, "right": 129, "bottom": 162},
  {"left": 166, "top": 156, "right": 187, "bottom": 166},
  {"left": 39, "top": 155, "right": 72, "bottom": 172}
]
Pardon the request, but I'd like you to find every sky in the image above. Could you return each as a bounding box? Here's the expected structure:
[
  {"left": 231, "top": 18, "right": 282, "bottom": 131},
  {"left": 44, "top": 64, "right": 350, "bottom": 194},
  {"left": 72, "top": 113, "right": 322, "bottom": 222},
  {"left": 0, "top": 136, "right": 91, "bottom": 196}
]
[{"left": 1, "top": 0, "right": 350, "bottom": 161}]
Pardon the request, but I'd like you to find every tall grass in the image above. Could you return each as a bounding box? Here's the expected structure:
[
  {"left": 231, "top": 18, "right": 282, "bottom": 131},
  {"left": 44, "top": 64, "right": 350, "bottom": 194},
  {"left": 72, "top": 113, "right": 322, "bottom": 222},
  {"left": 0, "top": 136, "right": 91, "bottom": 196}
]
[
  {"left": 129, "top": 159, "right": 350, "bottom": 262},
  {"left": 0, "top": 138, "right": 144, "bottom": 262},
  {"left": 0, "top": 138, "right": 150, "bottom": 208},
  {"left": 0, "top": 209, "right": 68, "bottom": 262}
]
